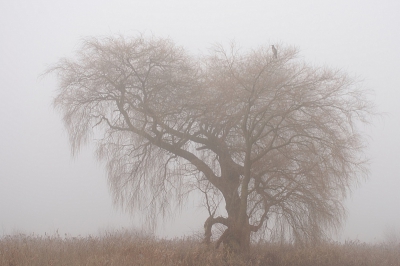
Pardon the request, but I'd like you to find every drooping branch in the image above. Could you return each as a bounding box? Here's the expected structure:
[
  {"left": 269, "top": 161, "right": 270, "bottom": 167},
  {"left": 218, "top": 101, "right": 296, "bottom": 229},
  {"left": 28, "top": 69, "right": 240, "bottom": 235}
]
[{"left": 203, "top": 216, "right": 229, "bottom": 245}]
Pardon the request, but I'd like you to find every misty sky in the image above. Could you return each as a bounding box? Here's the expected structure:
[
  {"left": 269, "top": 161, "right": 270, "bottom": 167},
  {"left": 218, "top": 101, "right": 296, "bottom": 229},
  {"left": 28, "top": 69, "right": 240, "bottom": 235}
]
[{"left": 1, "top": 0, "right": 399, "bottom": 243}]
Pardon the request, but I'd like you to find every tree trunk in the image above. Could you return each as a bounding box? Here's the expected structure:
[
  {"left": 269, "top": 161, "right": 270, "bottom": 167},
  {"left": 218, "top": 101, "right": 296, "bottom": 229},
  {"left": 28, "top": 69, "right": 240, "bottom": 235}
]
[
  {"left": 212, "top": 165, "right": 252, "bottom": 254},
  {"left": 214, "top": 219, "right": 251, "bottom": 254},
  {"left": 216, "top": 187, "right": 252, "bottom": 253},
  {"left": 221, "top": 224, "right": 251, "bottom": 254}
]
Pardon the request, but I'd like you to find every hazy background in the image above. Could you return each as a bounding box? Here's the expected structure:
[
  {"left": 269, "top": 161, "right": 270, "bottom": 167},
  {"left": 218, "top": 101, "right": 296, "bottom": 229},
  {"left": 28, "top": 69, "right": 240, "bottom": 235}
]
[{"left": 1, "top": 0, "right": 399, "bottom": 243}]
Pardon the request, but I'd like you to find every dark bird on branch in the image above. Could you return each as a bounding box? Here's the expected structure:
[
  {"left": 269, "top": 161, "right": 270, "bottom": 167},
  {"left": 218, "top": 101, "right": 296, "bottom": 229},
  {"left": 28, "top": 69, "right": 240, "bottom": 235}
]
[{"left": 272, "top": 45, "right": 277, "bottom": 59}]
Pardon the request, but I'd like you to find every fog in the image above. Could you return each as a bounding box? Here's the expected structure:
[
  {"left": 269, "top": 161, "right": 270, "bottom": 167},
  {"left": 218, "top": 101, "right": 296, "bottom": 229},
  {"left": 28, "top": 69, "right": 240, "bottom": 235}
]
[{"left": 1, "top": 0, "right": 399, "bottom": 243}]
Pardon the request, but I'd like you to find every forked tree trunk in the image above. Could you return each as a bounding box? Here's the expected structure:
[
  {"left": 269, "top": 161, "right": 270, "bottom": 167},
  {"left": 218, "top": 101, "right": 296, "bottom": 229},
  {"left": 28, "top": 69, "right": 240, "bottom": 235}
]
[
  {"left": 214, "top": 185, "right": 252, "bottom": 254},
  {"left": 206, "top": 163, "right": 253, "bottom": 254}
]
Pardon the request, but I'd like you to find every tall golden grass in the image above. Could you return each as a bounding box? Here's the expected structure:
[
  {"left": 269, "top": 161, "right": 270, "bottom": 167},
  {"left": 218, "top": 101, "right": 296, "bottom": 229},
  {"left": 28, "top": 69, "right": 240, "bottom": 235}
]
[{"left": 1, "top": 230, "right": 399, "bottom": 265}]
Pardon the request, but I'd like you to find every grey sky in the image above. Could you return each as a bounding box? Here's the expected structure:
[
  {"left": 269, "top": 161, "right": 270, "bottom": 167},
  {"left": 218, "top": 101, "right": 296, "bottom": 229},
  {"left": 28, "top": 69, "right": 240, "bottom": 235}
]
[{"left": 0, "top": 0, "right": 399, "bottom": 242}]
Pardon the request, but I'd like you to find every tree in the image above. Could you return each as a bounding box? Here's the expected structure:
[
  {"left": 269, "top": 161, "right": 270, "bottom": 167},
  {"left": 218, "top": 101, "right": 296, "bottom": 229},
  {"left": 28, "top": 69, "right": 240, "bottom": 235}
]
[{"left": 48, "top": 35, "right": 373, "bottom": 253}]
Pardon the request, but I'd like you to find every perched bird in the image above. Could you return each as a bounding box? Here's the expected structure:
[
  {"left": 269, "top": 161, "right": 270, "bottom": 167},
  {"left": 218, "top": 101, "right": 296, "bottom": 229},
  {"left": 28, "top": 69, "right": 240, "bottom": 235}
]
[{"left": 272, "top": 45, "right": 277, "bottom": 59}]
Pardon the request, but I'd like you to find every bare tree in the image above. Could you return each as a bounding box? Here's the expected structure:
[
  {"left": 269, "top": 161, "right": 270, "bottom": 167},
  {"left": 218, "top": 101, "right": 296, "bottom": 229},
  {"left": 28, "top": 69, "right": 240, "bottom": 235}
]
[{"left": 48, "top": 35, "right": 373, "bottom": 253}]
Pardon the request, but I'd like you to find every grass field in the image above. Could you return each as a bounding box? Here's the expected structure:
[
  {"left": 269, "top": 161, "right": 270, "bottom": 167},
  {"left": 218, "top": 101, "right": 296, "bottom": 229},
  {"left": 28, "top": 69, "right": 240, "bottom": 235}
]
[{"left": 1, "top": 230, "right": 399, "bottom": 265}]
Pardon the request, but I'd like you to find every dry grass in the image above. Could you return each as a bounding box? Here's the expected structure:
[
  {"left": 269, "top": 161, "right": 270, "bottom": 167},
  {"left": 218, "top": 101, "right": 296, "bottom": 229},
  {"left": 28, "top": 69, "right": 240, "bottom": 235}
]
[{"left": 1, "top": 230, "right": 400, "bottom": 266}]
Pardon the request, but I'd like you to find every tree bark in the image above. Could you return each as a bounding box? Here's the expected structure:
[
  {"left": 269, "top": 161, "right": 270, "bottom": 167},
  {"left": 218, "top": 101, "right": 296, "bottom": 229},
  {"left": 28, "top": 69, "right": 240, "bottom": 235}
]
[
  {"left": 216, "top": 221, "right": 251, "bottom": 254},
  {"left": 213, "top": 173, "right": 252, "bottom": 254}
]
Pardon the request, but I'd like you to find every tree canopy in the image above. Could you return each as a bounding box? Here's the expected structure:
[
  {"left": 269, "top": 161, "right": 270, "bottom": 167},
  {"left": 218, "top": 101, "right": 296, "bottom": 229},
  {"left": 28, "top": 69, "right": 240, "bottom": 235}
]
[{"left": 49, "top": 35, "right": 373, "bottom": 252}]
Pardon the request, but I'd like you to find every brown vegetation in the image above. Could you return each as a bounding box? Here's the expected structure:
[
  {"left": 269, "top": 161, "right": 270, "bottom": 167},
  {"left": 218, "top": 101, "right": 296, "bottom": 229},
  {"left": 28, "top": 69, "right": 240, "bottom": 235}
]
[{"left": 1, "top": 230, "right": 399, "bottom": 266}]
